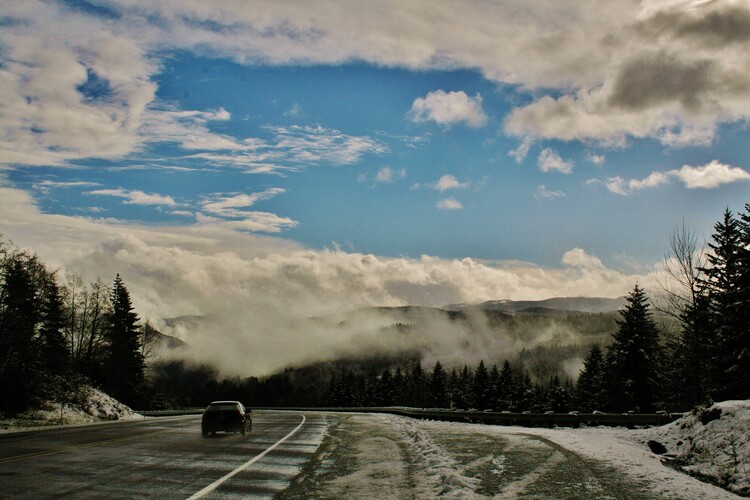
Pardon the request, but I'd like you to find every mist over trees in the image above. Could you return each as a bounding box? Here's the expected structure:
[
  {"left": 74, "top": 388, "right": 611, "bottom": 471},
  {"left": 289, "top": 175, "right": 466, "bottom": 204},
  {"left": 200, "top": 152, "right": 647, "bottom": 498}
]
[{"left": 2, "top": 200, "right": 750, "bottom": 415}]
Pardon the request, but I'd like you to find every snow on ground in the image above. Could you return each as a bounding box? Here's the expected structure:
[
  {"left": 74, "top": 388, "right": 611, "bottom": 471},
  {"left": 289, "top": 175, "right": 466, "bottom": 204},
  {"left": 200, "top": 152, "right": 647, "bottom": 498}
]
[
  {"left": 636, "top": 400, "right": 750, "bottom": 496},
  {"left": 295, "top": 412, "right": 742, "bottom": 498},
  {"left": 392, "top": 417, "right": 739, "bottom": 499},
  {"left": 0, "top": 386, "right": 143, "bottom": 433}
]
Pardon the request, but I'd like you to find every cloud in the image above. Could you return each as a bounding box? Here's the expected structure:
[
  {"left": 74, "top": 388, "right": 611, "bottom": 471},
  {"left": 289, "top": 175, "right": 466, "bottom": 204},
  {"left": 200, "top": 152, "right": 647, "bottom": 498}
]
[
  {"left": 509, "top": 137, "right": 534, "bottom": 163},
  {"left": 33, "top": 180, "right": 101, "bottom": 194},
  {"left": 537, "top": 148, "right": 574, "bottom": 174},
  {"left": 672, "top": 160, "right": 750, "bottom": 189},
  {"left": 87, "top": 188, "right": 177, "bottom": 206},
  {"left": 505, "top": 1, "right": 750, "bottom": 147},
  {"left": 4, "top": 0, "right": 750, "bottom": 171},
  {"left": 199, "top": 188, "right": 297, "bottom": 233},
  {"left": 178, "top": 125, "right": 388, "bottom": 174},
  {"left": 436, "top": 197, "right": 464, "bottom": 210},
  {"left": 0, "top": 1, "right": 156, "bottom": 166},
  {"left": 409, "top": 90, "right": 488, "bottom": 128},
  {"left": 433, "top": 174, "right": 470, "bottom": 192},
  {"left": 535, "top": 185, "right": 565, "bottom": 200},
  {"left": 601, "top": 160, "right": 750, "bottom": 195},
  {"left": 561, "top": 247, "right": 606, "bottom": 270},
  {"left": 365, "top": 166, "right": 406, "bottom": 184},
  {"left": 586, "top": 152, "right": 605, "bottom": 166},
  {"left": 0, "top": 184, "right": 658, "bottom": 376}
]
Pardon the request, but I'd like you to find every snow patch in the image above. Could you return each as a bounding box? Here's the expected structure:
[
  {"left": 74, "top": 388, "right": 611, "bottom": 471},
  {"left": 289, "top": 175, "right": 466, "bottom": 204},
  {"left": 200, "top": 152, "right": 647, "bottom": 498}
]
[
  {"left": 638, "top": 400, "right": 750, "bottom": 496},
  {"left": 388, "top": 415, "right": 480, "bottom": 497},
  {"left": 0, "top": 386, "right": 142, "bottom": 432}
]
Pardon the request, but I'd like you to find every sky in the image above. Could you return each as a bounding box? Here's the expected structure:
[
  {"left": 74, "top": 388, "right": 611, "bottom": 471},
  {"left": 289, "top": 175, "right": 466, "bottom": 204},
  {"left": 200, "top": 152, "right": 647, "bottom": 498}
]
[{"left": 2, "top": 0, "right": 750, "bottom": 373}]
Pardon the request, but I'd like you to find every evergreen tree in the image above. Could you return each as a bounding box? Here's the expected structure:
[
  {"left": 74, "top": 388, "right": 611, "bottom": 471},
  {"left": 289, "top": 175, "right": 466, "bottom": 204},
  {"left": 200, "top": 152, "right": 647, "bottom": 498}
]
[
  {"left": 496, "top": 360, "right": 513, "bottom": 410},
  {"left": 488, "top": 364, "right": 500, "bottom": 411},
  {"left": 604, "top": 285, "right": 664, "bottom": 412},
  {"left": 472, "top": 360, "right": 490, "bottom": 409},
  {"left": 576, "top": 344, "right": 605, "bottom": 412},
  {"left": 377, "top": 368, "right": 395, "bottom": 406},
  {"left": 0, "top": 253, "right": 40, "bottom": 413},
  {"left": 428, "top": 361, "right": 447, "bottom": 407},
  {"left": 105, "top": 275, "right": 145, "bottom": 407},
  {"left": 393, "top": 366, "right": 406, "bottom": 406},
  {"left": 39, "top": 274, "right": 67, "bottom": 375},
  {"left": 701, "top": 208, "right": 750, "bottom": 400}
]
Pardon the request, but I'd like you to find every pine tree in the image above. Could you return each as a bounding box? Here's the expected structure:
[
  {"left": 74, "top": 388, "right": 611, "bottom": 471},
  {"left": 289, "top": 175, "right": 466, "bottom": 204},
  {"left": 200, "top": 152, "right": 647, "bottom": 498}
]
[
  {"left": 0, "top": 254, "right": 39, "bottom": 413},
  {"left": 604, "top": 285, "right": 664, "bottom": 412},
  {"left": 697, "top": 209, "right": 750, "bottom": 400},
  {"left": 39, "top": 274, "right": 67, "bottom": 375},
  {"left": 472, "top": 360, "right": 490, "bottom": 409},
  {"left": 429, "top": 361, "right": 447, "bottom": 407},
  {"left": 576, "top": 344, "right": 605, "bottom": 412},
  {"left": 105, "top": 275, "right": 145, "bottom": 407}
]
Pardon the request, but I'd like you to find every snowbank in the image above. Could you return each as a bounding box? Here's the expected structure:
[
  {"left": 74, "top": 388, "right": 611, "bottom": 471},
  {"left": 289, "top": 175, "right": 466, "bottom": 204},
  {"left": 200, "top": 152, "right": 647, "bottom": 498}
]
[
  {"left": 0, "top": 386, "right": 143, "bottom": 432},
  {"left": 639, "top": 400, "right": 750, "bottom": 496}
]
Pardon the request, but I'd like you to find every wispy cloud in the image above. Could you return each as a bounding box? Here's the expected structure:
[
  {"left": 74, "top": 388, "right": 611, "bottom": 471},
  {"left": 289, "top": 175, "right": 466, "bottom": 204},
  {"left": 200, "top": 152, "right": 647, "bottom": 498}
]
[
  {"left": 410, "top": 90, "right": 488, "bottom": 129},
  {"left": 87, "top": 188, "right": 177, "bottom": 206},
  {"left": 537, "top": 148, "right": 574, "bottom": 174},
  {"left": 509, "top": 137, "right": 534, "bottom": 163},
  {"left": 535, "top": 185, "right": 565, "bottom": 200},
  {"left": 601, "top": 160, "right": 750, "bottom": 195},
  {"left": 436, "top": 197, "right": 464, "bottom": 210},
  {"left": 33, "top": 180, "right": 100, "bottom": 194},
  {"left": 199, "top": 188, "right": 297, "bottom": 233}
]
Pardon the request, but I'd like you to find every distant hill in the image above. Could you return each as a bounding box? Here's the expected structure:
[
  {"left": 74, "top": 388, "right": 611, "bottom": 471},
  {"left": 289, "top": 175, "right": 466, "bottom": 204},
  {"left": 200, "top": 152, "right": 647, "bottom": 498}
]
[{"left": 446, "top": 296, "right": 626, "bottom": 314}]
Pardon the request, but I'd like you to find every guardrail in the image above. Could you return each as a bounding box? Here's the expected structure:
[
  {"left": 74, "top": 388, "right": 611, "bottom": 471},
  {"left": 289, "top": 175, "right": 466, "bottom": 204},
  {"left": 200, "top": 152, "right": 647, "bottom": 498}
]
[
  {"left": 138, "top": 406, "right": 683, "bottom": 427},
  {"left": 251, "top": 406, "right": 683, "bottom": 427},
  {"left": 137, "top": 409, "right": 204, "bottom": 417}
]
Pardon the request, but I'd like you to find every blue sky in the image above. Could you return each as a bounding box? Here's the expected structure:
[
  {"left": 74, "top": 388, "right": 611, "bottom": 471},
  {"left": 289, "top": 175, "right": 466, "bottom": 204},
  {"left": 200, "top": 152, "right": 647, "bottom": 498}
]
[{"left": 2, "top": 0, "right": 750, "bottom": 308}]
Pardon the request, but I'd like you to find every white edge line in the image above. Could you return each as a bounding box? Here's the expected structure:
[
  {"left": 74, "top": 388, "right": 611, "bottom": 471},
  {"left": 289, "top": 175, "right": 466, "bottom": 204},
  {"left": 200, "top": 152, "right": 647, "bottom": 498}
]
[{"left": 187, "top": 413, "right": 306, "bottom": 499}]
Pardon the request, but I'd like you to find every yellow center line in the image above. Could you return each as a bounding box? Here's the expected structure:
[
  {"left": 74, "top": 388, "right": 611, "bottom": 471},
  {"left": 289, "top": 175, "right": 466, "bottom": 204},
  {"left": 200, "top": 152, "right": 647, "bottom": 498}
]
[{"left": 0, "top": 429, "right": 175, "bottom": 464}]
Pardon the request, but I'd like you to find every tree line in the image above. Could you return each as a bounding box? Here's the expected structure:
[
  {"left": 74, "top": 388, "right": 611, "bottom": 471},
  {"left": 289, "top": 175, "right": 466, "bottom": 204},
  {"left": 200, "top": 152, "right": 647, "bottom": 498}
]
[{"left": 0, "top": 241, "right": 146, "bottom": 414}]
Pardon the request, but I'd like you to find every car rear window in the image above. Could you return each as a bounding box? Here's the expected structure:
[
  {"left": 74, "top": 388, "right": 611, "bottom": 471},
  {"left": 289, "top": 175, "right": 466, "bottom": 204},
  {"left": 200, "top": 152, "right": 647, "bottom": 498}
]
[{"left": 206, "top": 403, "right": 240, "bottom": 411}]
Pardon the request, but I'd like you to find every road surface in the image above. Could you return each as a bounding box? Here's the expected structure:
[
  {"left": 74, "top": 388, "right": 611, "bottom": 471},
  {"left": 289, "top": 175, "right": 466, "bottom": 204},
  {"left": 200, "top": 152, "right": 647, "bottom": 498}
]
[
  {"left": 0, "top": 411, "right": 325, "bottom": 499},
  {"left": 1, "top": 410, "right": 737, "bottom": 498}
]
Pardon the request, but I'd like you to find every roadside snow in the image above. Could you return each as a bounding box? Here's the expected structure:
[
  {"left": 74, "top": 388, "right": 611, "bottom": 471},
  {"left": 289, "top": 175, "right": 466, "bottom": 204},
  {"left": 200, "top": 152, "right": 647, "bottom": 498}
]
[
  {"left": 0, "top": 386, "right": 142, "bottom": 433},
  {"left": 394, "top": 419, "right": 739, "bottom": 499},
  {"left": 303, "top": 412, "right": 740, "bottom": 498},
  {"left": 637, "top": 400, "right": 750, "bottom": 496}
]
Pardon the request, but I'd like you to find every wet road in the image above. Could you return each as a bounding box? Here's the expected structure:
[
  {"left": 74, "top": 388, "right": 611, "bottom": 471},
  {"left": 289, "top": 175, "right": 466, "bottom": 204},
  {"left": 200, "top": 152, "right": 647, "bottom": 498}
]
[{"left": 0, "top": 411, "right": 326, "bottom": 499}]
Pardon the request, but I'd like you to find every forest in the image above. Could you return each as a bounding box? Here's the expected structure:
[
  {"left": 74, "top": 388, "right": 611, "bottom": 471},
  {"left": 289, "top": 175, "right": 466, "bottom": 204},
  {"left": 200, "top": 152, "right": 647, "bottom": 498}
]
[{"left": 1, "top": 202, "right": 749, "bottom": 415}]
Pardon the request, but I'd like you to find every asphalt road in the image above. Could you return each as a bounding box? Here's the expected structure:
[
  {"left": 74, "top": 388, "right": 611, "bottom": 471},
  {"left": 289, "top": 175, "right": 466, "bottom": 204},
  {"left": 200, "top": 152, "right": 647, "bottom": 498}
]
[{"left": 0, "top": 411, "right": 326, "bottom": 499}]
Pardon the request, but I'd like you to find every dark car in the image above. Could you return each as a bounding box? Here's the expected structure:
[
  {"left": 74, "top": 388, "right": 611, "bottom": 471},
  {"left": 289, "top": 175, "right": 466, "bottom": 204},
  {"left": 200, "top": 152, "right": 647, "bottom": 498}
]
[{"left": 201, "top": 401, "right": 252, "bottom": 436}]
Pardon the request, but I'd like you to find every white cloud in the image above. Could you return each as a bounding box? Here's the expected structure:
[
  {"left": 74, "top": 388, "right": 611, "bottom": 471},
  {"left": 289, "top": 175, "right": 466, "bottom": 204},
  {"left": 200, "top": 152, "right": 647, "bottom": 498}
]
[
  {"left": 509, "top": 137, "right": 534, "bottom": 163},
  {"left": 372, "top": 166, "right": 406, "bottom": 183},
  {"left": 561, "top": 248, "right": 606, "bottom": 270},
  {"left": 87, "top": 188, "right": 177, "bottom": 206},
  {"left": 433, "top": 174, "right": 470, "bottom": 192},
  {"left": 535, "top": 185, "right": 565, "bottom": 200},
  {"left": 199, "top": 188, "right": 297, "bottom": 233},
  {"left": 4, "top": 0, "right": 750, "bottom": 171},
  {"left": 602, "top": 160, "right": 750, "bottom": 195},
  {"left": 586, "top": 152, "right": 605, "bottom": 166},
  {"left": 436, "top": 197, "right": 464, "bottom": 210},
  {"left": 537, "top": 148, "right": 574, "bottom": 174},
  {"left": 672, "top": 160, "right": 750, "bottom": 189},
  {"left": 410, "top": 90, "right": 488, "bottom": 128}
]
